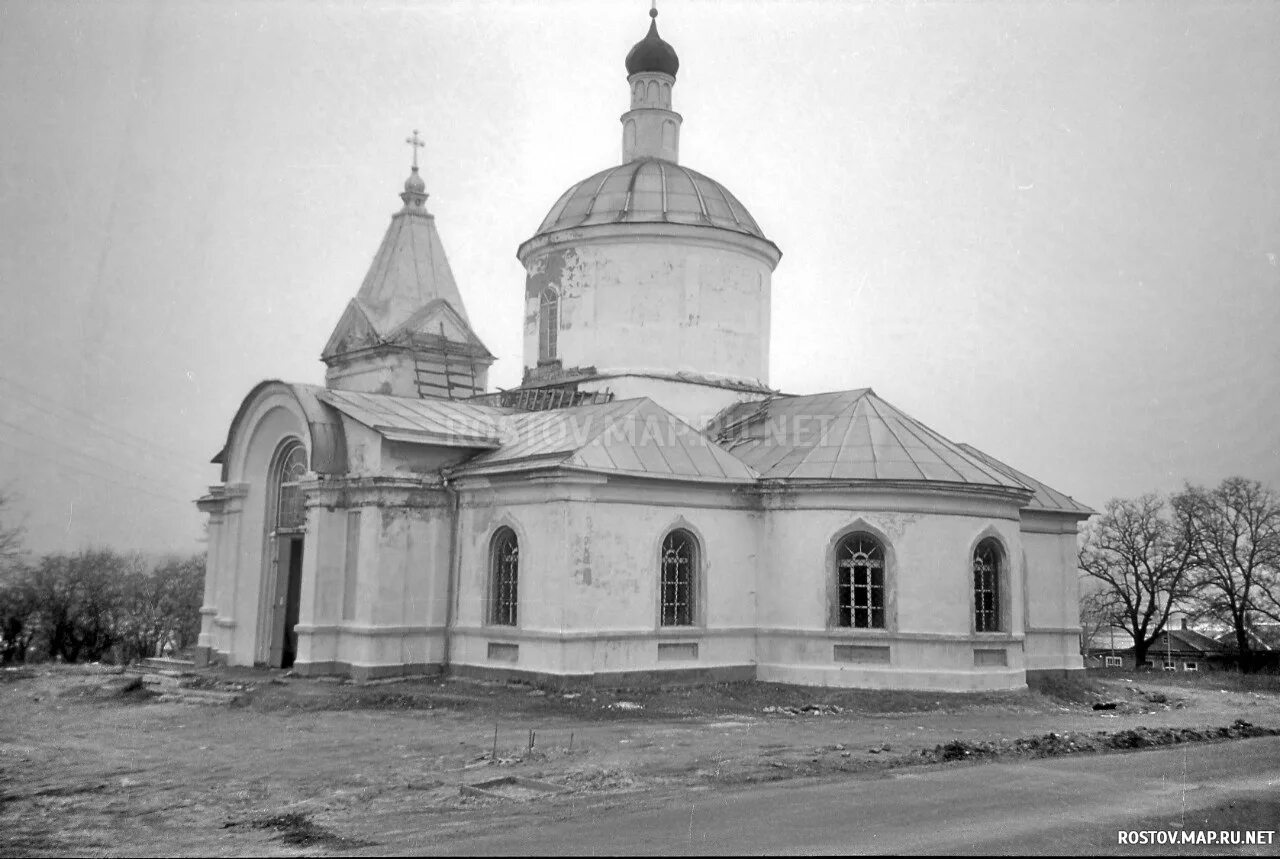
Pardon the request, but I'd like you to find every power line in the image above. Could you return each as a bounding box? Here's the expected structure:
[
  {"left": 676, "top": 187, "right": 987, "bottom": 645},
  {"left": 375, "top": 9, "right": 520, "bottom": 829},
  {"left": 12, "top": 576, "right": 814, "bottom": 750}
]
[
  {"left": 0, "top": 417, "right": 210, "bottom": 503},
  {"left": 0, "top": 417, "right": 196, "bottom": 489},
  {"left": 0, "top": 397, "right": 208, "bottom": 489},
  {"left": 0, "top": 372, "right": 202, "bottom": 468},
  {"left": 0, "top": 437, "right": 200, "bottom": 507},
  {"left": 0, "top": 373, "right": 199, "bottom": 467}
]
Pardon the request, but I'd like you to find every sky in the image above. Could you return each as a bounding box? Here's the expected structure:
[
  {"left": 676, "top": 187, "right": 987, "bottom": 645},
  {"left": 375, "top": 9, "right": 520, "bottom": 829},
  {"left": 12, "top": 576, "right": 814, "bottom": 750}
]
[{"left": 0, "top": 0, "right": 1276, "bottom": 555}]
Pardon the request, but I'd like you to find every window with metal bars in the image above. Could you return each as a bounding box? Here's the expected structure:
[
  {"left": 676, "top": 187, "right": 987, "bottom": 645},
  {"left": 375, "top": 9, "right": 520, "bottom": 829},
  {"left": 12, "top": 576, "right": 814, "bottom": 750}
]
[
  {"left": 490, "top": 528, "right": 519, "bottom": 626},
  {"left": 660, "top": 529, "right": 697, "bottom": 627},
  {"left": 973, "top": 539, "right": 1002, "bottom": 632},
  {"left": 538, "top": 287, "right": 559, "bottom": 362},
  {"left": 275, "top": 442, "right": 308, "bottom": 533},
  {"left": 836, "top": 534, "right": 885, "bottom": 629}
]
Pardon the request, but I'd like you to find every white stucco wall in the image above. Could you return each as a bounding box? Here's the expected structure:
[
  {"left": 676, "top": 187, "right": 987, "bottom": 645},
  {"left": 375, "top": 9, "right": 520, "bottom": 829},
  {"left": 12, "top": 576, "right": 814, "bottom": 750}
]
[
  {"left": 521, "top": 231, "right": 773, "bottom": 386},
  {"left": 293, "top": 476, "right": 458, "bottom": 678},
  {"left": 202, "top": 383, "right": 1079, "bottom": 690},
  {"left": 449, "top": 476, "right": 759, "bottom": 679},
  {"left": 1021, "top": 511, "right": 1088, "bottom": 673},
  {"left": 754, "top": 489, "right": 1029, "bottom": 691},
  {"left": 213, "top": 387, "right": 312, "bottom": 667}
]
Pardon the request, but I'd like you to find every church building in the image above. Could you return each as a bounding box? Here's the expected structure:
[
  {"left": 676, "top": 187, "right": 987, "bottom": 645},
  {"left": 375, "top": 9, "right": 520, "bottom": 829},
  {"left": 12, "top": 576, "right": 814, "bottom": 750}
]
[{"left": 197, "top": 8, "right": 1093, "bottom": 691}]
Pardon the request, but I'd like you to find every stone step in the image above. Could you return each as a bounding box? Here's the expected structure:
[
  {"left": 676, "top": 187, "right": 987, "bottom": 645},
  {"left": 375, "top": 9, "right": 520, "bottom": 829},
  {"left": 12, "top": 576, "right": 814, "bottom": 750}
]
[
  {"left": 153, "top": 688, "right": 242, "bottom": 706},
  {"left": 140, "top": 673, "right": 184, "bottom": 690}
]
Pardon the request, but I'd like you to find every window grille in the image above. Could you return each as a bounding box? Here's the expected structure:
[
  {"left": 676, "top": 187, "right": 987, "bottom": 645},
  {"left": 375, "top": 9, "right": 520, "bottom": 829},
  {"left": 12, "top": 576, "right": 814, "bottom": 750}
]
[
  {"left": 660, "top": 530, "right": 696, "bottom": 626},
  {"left": 1104, "top": 656, "right": 1123, "bottom": 668},
  {"left": 275, "top": 443, "right": 308, "bottom": 532},
  {"left": 973, "top": 540, "right": 1001, "bottom": 632},
  {"left": 538, "top": 288, "right": 559, "bottom": 362},
  {"left": 490, "top": 528, "right": 519, "bottom": 626},
  {"left": 836, "top": 535, "right": 885, "bottom": 629}
]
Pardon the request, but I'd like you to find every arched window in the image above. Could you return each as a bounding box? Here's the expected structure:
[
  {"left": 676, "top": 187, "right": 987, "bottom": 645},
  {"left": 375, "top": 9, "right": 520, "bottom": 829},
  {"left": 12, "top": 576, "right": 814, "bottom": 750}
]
[
  {"left": 490, "top": 528, "right": 519, "bottom": 626},
  {"left": 624, "top": 119, "right": 637, "bottom": 154},
  {"left": 274, "top": 441, "right": 308, "bottom": 533},
  {"left": 836, "top": 534, "right": 885, "bottom": 628},
  {"left": 538, "top": 287, "right": 559, "bottom": 362},
  {"left": 973, "top": 539, "right": 1002, "bottom": 632},
  {"left": 662, "top": 119, "right": 676, "bottom": 151},
  {"left": 660, "top": 529, "right": 697, "bottom": 626}
]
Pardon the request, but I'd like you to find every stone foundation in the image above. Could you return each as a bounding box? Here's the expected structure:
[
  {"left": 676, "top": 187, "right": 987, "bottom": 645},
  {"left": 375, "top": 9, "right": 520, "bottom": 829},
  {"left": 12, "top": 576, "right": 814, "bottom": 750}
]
[
  {"left": 449, "top": 662, "right": 757, "bottom": 689},
  {"left": 291, "top": 661, "right": 443, "bottom": 682}
]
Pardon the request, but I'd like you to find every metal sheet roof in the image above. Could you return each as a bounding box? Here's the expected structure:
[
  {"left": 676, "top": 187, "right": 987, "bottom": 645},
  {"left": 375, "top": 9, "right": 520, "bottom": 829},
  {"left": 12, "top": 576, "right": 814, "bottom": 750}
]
[
  {"left": 956, "top": 443, "right": 1096, "bottom": 516},
  {"left": 456, "top": 398, "right": 757, "bottom": 483},
  {"left": 533, "top": 158, "right": 768, "bottom": 240},
  {"left": 317, "top": 389, "right": 510, "bottom": 448},
  {"left": 713, "top": 389, "right": 1028, "bottom": 490},
  {"left": 357, "top": 204, "right": 471, "bottom": 331}
]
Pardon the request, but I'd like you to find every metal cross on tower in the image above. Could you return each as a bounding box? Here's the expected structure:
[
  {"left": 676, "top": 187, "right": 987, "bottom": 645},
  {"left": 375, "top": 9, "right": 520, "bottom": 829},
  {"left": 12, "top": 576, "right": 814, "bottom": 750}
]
[{"left": 405, "top": 129, "right": 425, "bottom": 169}]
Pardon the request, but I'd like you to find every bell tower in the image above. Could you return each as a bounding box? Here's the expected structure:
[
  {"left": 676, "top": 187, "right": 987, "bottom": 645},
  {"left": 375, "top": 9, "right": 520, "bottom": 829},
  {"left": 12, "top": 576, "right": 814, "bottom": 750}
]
[
  {"left": 621, "top": 5, "right": 682, "bottom": 163},
  {"left": 321, "top": 132, "right": 493, "bottom": 399}
]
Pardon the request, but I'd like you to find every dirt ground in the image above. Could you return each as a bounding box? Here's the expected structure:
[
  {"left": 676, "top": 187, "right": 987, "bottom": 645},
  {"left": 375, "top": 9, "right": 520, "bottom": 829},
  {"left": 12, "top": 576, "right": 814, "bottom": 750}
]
[{"left": 2, "top": 665, "right": 1278, "bottom": 857}]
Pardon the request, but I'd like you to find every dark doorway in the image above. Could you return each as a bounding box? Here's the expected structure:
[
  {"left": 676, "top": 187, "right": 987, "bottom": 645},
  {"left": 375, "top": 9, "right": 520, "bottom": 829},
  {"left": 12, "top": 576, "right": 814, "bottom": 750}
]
[{"left": 269, "top": 536, "right": 304, "bottom": 669}]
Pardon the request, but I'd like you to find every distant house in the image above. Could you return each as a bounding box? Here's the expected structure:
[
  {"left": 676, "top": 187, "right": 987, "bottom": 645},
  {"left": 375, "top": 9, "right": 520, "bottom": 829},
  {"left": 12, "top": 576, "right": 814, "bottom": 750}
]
[
  {"left": 1084, "top": 625, "right": 1135, "bottom": 669},
  {"left": 1213, "top": 624, "right": 1280, "bottom": 672},
  {"left": 1124, "top": 625, "right": 1230, "bottom": 672}
]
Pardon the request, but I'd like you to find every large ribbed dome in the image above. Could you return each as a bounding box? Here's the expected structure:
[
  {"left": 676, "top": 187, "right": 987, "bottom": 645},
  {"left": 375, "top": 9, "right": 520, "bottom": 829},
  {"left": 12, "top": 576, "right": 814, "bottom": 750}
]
[{"left": 533, "top": 158, "right": 767, "bottom": 240}]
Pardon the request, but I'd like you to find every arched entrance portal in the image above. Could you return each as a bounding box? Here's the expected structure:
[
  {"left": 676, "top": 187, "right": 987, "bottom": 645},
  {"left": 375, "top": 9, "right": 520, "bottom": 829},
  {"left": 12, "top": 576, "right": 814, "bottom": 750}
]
[{"left": 264, "top": 440, "right": 307, "bottom": 668}]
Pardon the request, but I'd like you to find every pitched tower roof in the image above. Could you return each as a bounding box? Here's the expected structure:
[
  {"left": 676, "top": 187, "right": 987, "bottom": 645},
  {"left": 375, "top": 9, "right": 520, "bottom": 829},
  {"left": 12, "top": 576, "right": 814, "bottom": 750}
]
[
  {"left": 322, "top": 136, "right": 492, "bottom": 399},
  {"left": 341, "top": 161, "right": 472, "bottom": 342}
]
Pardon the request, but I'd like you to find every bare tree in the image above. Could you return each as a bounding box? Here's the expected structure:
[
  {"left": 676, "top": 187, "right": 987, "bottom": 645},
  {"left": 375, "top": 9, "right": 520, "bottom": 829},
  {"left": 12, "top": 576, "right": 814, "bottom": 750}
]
[
  {"left": 1172, "top": 477, "right": 1280, "bottom": 671},
  {"left": 1078, "top": 494, "right": 1194, "bottom": 668},
  {"left": 117, "top": 554, "right": 205, "bottom": 661},
  {"left": 26, "top": 550, "right": 135, "bottom": 663},
  {"left": 0, "top": 490, "right": 35, "bottom": 663},
  {"left": 1078, "top": 587, "right": 1121, "bottom": 657},
  {"left": 0, "top": 488, "right": 25, "bottom": 566}
]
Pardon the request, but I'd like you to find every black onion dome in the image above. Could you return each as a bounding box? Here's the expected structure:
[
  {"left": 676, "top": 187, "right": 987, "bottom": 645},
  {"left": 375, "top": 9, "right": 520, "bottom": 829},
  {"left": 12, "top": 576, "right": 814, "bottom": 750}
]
[{"left": 625, "top": 9, "right": 679, "bottom": 77}]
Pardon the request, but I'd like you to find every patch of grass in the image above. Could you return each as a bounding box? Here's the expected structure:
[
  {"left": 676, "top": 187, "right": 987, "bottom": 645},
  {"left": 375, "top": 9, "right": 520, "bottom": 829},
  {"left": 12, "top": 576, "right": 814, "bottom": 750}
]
[
  {"left": 245, "top": 682, "right": 454, "bottom": 713},
  {"left": 226, "top": 672, "right": 1060, "bottom": 721},
  {"left": 54, "top": 674, "right": 156, "bottom": 705},
  {"left": 0, "top": 828, "right": 107, "bottom": 858},
  {"left": 0, "top": 667, "right": 36, "bottom": 683},
  {"left": 1027, "top": 672, "right": 1108, "bottom": 704},
  {"left": 1087, "top": 667, "right": 1280, "bottom": 694},
  {"left": 228, "top": 811, "right": 374, "bottom": 849}
]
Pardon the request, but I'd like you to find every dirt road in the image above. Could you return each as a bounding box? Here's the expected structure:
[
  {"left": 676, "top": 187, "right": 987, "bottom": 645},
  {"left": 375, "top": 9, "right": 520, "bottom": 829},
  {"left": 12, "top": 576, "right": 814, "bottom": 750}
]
[{"left": 407, "top": 736, "right": 1280, "bottom": 856}]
